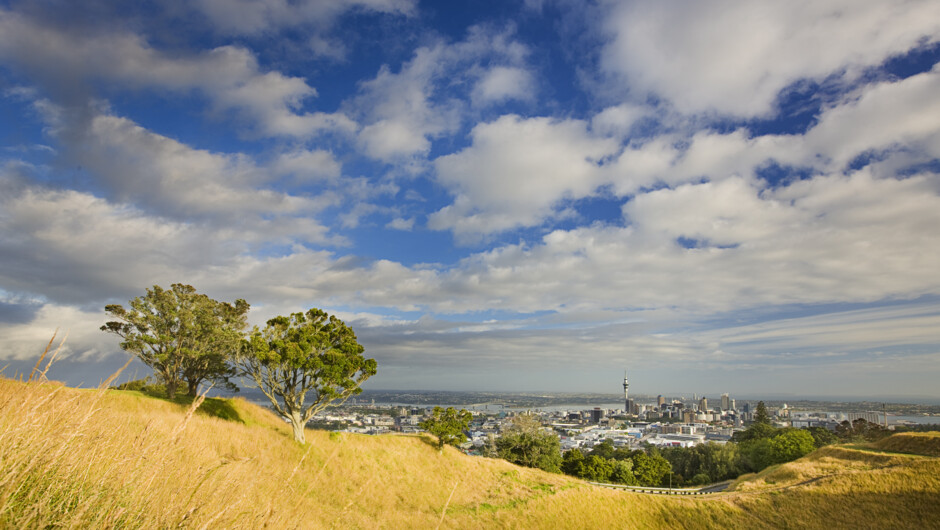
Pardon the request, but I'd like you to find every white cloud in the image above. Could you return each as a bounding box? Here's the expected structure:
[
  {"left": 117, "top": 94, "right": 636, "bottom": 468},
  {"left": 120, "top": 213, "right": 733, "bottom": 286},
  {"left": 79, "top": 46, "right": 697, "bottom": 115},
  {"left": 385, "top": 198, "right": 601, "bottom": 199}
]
[
  {"left": 429, "top": 115, "right": 618, "bottom": 239},
  {"left": 273, "top": 149, "right": 342, "bottom": 181},
  {"left": 598, "top": 0, "right": 940, "bottom": 117},
  {"left": 349, "top": 25, "right": 534, "bottom": 163},
  {"left": 708, "top": 303, "right": 940, "bottom": 354},
  {"left": 591, "top": 103, "right": 651, "bottom": 138},
  {"left": 39, "top": 107, "right": 335, "bottom": 233},
  {"left": 802, "top": 65, "right": 940, "bottom": 167},
  {"left": 358, "top": 118, "right": 433, "bottom": 161},
  {"left": 0, "top": 304, "right": 114, "bottom": 362},
  {"left": 386, "top": 217, "right": 415, "bottom": 230},
  {"left": 194, "top": 0, "right": 416, "bottom": 35},
  {"left": 472, "top": 66, "right": 536, "bottom": 106},
  {"left": 0, "top": 10, "right": 356, "bottom": 138}
]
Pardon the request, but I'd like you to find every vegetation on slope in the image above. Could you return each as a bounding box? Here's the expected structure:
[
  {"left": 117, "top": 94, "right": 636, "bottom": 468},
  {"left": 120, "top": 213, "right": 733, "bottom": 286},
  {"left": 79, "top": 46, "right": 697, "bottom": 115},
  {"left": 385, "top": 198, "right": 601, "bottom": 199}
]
[
  {"left": 869, "top": 431, "right": 940, "bottom": 456},
  {"left": 2, "top": 376, "right": 938, "bottom": 529}
]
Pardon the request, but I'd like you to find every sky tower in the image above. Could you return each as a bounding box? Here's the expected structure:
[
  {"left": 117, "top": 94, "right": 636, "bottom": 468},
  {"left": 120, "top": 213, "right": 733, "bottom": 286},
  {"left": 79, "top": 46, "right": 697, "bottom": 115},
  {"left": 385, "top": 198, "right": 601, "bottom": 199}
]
[{"left": 623, "top": 370, "right": 629, "bottom": 412}]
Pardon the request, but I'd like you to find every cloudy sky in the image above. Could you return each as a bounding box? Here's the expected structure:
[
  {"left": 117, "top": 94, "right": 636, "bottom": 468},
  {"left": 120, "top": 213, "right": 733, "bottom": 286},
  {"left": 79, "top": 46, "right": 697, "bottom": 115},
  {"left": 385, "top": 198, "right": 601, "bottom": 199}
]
[{"left": 1, "top": 0, "right": 939, "bottom": 399}]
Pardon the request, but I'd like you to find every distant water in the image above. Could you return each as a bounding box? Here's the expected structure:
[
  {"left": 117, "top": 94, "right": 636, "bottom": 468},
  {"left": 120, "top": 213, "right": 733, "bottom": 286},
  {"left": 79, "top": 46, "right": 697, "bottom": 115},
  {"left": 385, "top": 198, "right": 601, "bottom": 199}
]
[{"left": 891, "top": 415, "right": 940, "bottom": 426}]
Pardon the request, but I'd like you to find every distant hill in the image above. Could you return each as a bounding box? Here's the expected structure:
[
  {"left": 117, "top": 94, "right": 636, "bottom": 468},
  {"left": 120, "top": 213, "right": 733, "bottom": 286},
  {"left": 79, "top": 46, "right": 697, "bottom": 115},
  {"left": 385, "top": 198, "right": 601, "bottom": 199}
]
[{"left": 2, "top": 375, "right": 938, "bottom": 528}]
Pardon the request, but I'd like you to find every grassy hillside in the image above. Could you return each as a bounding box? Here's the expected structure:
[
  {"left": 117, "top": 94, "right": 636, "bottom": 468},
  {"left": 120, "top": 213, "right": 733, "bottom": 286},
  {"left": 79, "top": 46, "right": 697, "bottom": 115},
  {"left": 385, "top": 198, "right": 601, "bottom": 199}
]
[
  {"left": 2, "top": 376, "right": 938, "bottom": 528},
  {"left": 870, "top": 431, "right": 940, "bottom": 456}
]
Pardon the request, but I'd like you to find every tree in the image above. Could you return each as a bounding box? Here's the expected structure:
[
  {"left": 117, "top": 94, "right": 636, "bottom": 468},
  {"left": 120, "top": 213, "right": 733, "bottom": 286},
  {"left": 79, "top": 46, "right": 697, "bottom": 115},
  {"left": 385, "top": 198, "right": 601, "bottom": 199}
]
[
  {"left": 630, "top": 451, "right": 672, "bottom": 486},
  {"left": 835, "top": 418, "right": 890, "bottom": 442},
  {"left": 496, "top": 414, "right": 562, "bottom": 473},
  {"left": 420, "top": 407, "right": 472, "bottom": 450},
  {"left": 589, "top": 440, "right": 616, "bottom": 460},
  {"left": 102, "top": 284, "right": 248, "bottom": 399},
  {"left": 580, "top": 455, "right": 614, "bottom": 482},
  {"left": 753, "top": 401, "right": 771, "bottom": 425},
  {"left": 609, "top": 459, "right": 636, "bottom": 485},
  {"left": 237, "top": 308, "right": 376, "bottom": 444},
  {"left": 180, "top": 297, "right": 249, "bottom": 396},
  {"left": 806, "top": 426, "right": 839, "bottom": 448},
  {"left": 561, "top": 449, "right": 585, "bottom": 476},
  {"left": 733, "top": 420, "right": 777, "bottom": 444},
  {"left": 662, "top": 442, "right": 744, "bottom": 485},
  {"left": 769, "top": 428, "right": 815, "bottom": 463}
]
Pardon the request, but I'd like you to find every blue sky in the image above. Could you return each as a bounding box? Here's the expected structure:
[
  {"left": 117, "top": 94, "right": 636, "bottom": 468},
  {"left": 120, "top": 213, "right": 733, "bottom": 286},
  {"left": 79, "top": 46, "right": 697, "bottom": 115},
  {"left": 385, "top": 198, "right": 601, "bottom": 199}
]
[{"left": 1, "top": 0, "right": 940, "bottom": 399}]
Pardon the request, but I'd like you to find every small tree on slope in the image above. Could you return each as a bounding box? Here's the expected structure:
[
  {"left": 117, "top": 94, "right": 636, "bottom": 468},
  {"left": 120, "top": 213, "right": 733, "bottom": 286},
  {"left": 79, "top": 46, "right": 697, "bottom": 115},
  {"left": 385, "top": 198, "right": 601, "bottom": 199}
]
[
  {"left": 237, "top": 308, "right": 377, "bottom": 443},
  {"left": 420, "top": 407, "right": 473, "bottom": 450}
]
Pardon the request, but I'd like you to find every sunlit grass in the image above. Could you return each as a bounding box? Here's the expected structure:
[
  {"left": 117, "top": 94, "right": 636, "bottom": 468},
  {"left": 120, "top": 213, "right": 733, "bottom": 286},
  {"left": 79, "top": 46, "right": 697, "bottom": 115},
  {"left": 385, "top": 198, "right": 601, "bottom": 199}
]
[{"left": 1, "top": 371, "right": 938, "bottom": 528}]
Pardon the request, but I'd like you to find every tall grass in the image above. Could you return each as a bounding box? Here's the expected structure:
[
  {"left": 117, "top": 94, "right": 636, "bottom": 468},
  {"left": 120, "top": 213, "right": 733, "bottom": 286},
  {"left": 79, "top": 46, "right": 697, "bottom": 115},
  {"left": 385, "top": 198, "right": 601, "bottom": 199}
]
[{"left": 1, "top": 363, "right": 938, "bottom": 528}]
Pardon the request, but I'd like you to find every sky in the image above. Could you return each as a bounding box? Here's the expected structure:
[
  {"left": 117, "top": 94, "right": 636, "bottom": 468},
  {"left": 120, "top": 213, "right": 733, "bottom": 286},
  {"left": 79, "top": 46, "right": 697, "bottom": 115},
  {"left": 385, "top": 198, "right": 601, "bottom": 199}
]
[{"left": 1, "top": 0, "right": 939, "bottom": 400}]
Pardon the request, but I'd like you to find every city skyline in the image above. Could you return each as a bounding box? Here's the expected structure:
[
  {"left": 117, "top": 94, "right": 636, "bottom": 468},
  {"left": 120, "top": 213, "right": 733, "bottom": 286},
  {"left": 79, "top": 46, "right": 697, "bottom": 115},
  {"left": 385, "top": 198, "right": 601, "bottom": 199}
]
[{"left": 1, "top": 1, "right": 939, "bottom": 397}]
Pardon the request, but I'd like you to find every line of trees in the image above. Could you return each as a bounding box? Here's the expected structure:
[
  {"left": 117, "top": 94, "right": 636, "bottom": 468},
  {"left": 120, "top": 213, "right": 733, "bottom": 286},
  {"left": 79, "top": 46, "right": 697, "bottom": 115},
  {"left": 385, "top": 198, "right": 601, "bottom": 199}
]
[{"left": 102, "top": 284, "right": 376, "bottom": 443}]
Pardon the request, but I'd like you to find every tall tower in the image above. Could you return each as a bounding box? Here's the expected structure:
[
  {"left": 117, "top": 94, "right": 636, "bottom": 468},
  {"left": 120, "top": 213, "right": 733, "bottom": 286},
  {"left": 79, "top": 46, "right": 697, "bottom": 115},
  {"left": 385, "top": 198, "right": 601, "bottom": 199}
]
[{"left": 623, "top": 370, "right": 629, "bottom": 412}]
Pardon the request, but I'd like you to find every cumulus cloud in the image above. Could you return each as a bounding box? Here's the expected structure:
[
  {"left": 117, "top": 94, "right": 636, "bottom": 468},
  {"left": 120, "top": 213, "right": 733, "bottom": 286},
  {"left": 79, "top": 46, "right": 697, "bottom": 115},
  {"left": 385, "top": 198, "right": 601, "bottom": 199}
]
[
  {"left": 0, "top": 10, "right": 356, "bottom": 138},
  {"left": 598, "top": 0, "right": 940, "bottom": 117},
  {"left": 349, "top": 24, "right": 534, "bottom": 163},
  {"left": 429, "top": 115, "right": 618, "bottom": 239},
  {"left": 193, "top": 0, "right": 416, "bottom": 35},
  {"left": 30, "top": 103, "right": 339, "bottom": 242},
  {"left": 472, "top": 66, "right": 536, "bottom": 106},
  {"left": 386, "top": 217, "right": 415, "bottom": 230},
  {"left": 272, "top": 149, "right": 343, "bottom": 182}
]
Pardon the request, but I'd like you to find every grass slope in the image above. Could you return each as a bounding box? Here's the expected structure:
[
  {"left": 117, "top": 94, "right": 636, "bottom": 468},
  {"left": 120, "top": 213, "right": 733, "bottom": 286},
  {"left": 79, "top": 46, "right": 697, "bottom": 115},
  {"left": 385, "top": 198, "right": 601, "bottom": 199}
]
[
  {"left": 870, "top": 431, "right": 940, "bottom": 456},
  {"left": 2, "top": 377, "right": 938, "bottom": 528}
]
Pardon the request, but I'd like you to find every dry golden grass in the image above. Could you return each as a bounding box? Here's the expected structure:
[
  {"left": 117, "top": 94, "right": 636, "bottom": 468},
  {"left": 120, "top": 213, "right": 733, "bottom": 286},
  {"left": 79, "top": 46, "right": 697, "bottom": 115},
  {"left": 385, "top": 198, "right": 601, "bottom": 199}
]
[
  {"left": 870, "top": 431, "right": 940, "bottom": 456},
  {"left": 2, "top": 374, "right": 938, "bottom": 529}
]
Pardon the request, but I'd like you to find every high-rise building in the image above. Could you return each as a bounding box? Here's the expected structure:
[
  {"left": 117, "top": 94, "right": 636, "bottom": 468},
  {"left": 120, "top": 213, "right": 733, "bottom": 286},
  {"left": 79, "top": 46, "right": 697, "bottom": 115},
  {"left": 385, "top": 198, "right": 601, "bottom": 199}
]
[
  {"left": 730, "top": 399, "right": 736, "bottom": 411},
  {"left": 721, "top": 393, "right": 730, "bottom": 411},
  {"left": 623, "top": 370, "right": 629, "bottom": 412},
  {"left": 700, "top": 397, "right": 708, "bottom": 411},
  {"left": 657, "top": 395, "right": 665, "bottom": 408}
]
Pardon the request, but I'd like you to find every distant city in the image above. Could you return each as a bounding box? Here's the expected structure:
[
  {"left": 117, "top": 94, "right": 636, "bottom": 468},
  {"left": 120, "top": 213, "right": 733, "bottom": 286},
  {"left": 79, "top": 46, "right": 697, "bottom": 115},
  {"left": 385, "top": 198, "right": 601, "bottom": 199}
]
[{"left": 225, "top": 371, "right": 940, "bottom": 453}]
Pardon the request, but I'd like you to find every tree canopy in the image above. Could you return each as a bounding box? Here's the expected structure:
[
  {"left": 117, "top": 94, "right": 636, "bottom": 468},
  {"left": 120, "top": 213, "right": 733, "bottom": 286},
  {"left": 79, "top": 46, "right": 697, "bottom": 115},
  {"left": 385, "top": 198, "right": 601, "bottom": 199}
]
[
  {"left": 237, "top": 308, "right": 377, "bottom": 443},
  {"left": 753, "top": 401, "right": 771, "bottom": 425},
  {"left": 420, "top": 407, "right": 473, "bottom": 450},
  {"left": 101, "top": 284, "right": 248, "bottom": 399},
  {"left": 496, "top": 414, "right": 562, "bottom": 473}
]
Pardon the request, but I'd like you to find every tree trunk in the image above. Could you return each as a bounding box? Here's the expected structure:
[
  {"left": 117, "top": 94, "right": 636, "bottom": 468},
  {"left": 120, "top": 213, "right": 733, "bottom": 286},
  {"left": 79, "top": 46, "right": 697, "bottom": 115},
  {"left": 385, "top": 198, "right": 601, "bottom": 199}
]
[
  {"left": 187, "top": 379, "right": 199, "bottom": 397},
  {"left": 290, "top": 411, "right": 307, "bottom": 444},
  {"left": 166, "top": 380, "right": 177, "bottom": 400}
]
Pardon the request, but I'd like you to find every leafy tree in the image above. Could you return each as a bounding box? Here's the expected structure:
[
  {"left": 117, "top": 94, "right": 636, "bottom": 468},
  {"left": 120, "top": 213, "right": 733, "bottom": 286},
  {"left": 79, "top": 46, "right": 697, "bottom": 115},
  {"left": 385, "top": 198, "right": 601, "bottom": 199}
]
[
  {"left": 496, "top": 414, "right": 562, "bottom": 473},
  {"left": 561, "top": 448, "right": 586, "bottom": 476},
  {"left": 589, "top": 440, "right": 616, "bottom": 460},
  {"left": 630, "top": 451, "right": 672, "bottom": 486},
  {"left": 740, "top": 428, "right": 816, "bottom": 471},
  {"left": 732, "top": 420, "right": 777, "bottom": 444},
  {"left": 180, "top": 297, "right": 249, "bottom": 396},
  {"left": 769, "top": 428, "right": 815, "bottom": 463},
  {"left": 238, "top": 308, "right": 377, "bottom": 443},
  {"left": 662, "top": 442, "right": 744, "bottom": 484},
  {"left": 806, "top": 426, "right": 839, "bottom": 448},
  {"left": 580, "top": 455, "right": 614, "bottom": 482},
  {"left": 740, "top": 437, "right": 775, "bottom": 471},
  {"left": 102, "top": 284, "right": 248, "bottom": 399},
  {"left": 835, "top": 418, "right": 891, "bottom": 442},
  {"left": 609, "top": 459, "right": 636, "bottom": 484},
  {"left": 753, "top": 400, "right": 771, "bottom": 425},
  {"left": 420, "top": 407, "right": 472, "bottom": 450}
]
